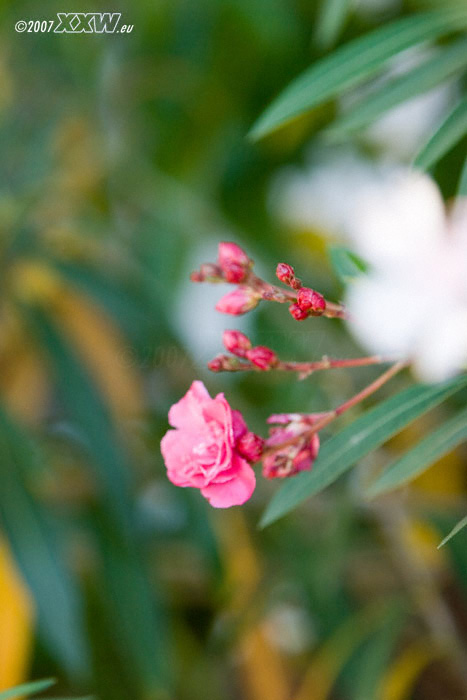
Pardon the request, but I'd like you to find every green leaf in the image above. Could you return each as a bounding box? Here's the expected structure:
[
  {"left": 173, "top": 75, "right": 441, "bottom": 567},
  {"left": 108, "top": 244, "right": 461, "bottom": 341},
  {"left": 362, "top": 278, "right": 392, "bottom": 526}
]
[
  {"left": 328, "top": 39, "right": 467, "bottom": 138},
  {"left": 249, "top": 9, "right": 467, "bottom": 140},
  {"left": 438, "top": 514, "right": 467, "bottom": 548},
  {"left": 24, "top": 307, "right": 133, "bottom": 529},
  {"left": 313, "top": 0, "right": 352, "bottom": 51},
  {"left": 260, "top": 374, "right": 467, "bottom": 528},
  {"left": 329, "top": 246, "right": 367, "bottom": 283},
  {"left": 366, "top": 405, "right": 467, "bottom": 498},
  {"left": 457, "top": 154, "right": 467, "bottom": 195},
  {"left": 24, "top": 308, "right": 173, "bottom": 695},
  {"left": 0, "top": 679, "right": 56, "bottom": 700},
  {"left": 0, "top": 408, "right": 88, "bottom": 677},
  {"left": 414, "top": 96, "right": 467, "bottom": 171}
]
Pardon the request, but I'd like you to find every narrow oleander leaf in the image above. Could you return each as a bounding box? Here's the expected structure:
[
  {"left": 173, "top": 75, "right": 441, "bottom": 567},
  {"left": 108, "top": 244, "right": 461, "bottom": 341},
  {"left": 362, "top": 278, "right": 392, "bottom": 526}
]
[
  {"left": 458, "top": 155, "right": 467, "bottom": 196},
  {"left": 23, "top": 308, "right": 173, "bottom": 694},
  {"left": 260, "top": 374, "right": 467, "bottom": 528},
  {"left": 328, "top": 39, "right": 467, "bottom": 138},
  {"left": 366, "top": 405, "right": 467, "bottom": 498},
  {"left": 329, "top": 246, "right": 367, "bottom": 283},
  {"left": 414, "top": 96, "right": 467, "bottom": 171},
  {"left": 0, "top": 408, "right": 88, "bottom": 677},
  {"left": 249, "top": 9, "right": 467, "bottom": 140},
  {"left": 438, "top": 515, "right": 467, "bottom": 548},
  {"left": 0, "top": 678, "right": 56, "bottom": 700},
  {"left": 313, "top": 0, "right": 352, "bottom": 50}
]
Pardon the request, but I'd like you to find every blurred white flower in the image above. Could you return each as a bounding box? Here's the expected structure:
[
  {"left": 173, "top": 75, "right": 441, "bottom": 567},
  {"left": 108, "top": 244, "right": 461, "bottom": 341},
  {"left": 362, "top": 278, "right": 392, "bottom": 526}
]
[
  {"left": 270, "top": 148, "right": 386, "bottom": 237},
  {"left": 346, "top": 170, "right": 467, "bottom": 382}
]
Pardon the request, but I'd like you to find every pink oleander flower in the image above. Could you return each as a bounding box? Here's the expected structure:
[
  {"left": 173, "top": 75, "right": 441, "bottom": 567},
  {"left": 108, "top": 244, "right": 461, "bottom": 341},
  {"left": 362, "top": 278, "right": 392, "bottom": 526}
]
[
  {"left": 216, "top": 286, "right": 260, "bottom": 315},
  {"left": 218, "top": 242, "right": 251, "bottom": 283},
  {"left": 262, "top": 413, "right": 322, "bottom": 479},
  {"left": 160, "top": 381, "right": 256, "bottom": 507}
]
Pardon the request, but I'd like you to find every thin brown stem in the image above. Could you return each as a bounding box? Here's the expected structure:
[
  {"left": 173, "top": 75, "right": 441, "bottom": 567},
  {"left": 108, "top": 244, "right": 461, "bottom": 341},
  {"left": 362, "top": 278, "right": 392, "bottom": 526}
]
[
  {"left": 261, "top": 360, "right": 407, "bottom": 459},
  {"left": 212, "top": 354, "right": 391, "bottom": 374}
]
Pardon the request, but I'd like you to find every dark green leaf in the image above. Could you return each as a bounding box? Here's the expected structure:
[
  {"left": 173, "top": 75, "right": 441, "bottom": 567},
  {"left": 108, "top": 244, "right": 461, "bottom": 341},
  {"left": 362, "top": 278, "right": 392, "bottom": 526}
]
[
  {"left": 367, "top": 405, "right": 467, "bottom": 498},
  {"left": 457, "top": 154, "right": 467, "bottom": 195},
  {"left": 328, "top": 39, "right": 467, "bottom": 138},
  {"left": 24, "top": 308, "right": 172, "bottom": 694},
  {"left": 438, "top": 514, "right": 467, "bottom": 548},
  {"left": 260, "top": 374, "right": 467, "bottom": 528},
  {"left": 0, "top": 408, "right": 88, "bottom": 677},
  {"left": 249, "top": 9, "right": 467, "bottom": 139},
  {"left": 414, "top": 96, "right": 467, "bottom": 171}
]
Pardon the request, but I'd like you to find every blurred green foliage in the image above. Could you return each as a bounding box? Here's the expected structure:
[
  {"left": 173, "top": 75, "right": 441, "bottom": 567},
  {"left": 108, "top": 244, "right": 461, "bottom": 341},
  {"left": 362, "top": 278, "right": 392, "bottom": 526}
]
[{"left": 0, "top": 1, "right": 467, "bottom": 699}]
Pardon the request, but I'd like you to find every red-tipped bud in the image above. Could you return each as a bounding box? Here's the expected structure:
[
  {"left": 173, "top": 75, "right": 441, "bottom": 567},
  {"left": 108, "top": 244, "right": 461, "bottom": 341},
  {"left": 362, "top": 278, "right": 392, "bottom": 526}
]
[
  {"left": 190, "top": 263, "right": 223, "bottom": 282},
  {"left": 216, "top": 287, "right": 260, "bottom": 315},
  {"left": 289, "top": 303, "right": 309, "bottom": 321},
  {"left": 276, "top": 262, "right": 295, "bottom": 285},
  {"left": 223, "top": 330, "right": 252, "bottom": 357},
  {"left": 297, "top": 287, "right": 326, "bottom": 315},
  {"left": 218, "top": 242, "right": 251, "bottom": 283},
  {"left": 246, "top": 345, "right": 277, "bottom": 370},
  {"left": 207, "top": 355, "right": 226, "bottom": 372},
  {"left": 236, "top": 431, "right": 264, "bottom": 462}
]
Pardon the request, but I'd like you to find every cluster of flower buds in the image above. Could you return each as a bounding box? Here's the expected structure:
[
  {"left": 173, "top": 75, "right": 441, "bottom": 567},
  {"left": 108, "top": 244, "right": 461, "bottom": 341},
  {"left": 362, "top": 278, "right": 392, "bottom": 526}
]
[
  {"left": 275, "top": 263, "right": 326, "bottom": 321},
  {"left": 191, "top": 242, "right": 341, "bottom": 320},
  {"left": 262, "top": 413, "right": 323, "bottom": 479},
  {"left": 208, "top": 330, "right": 278, "bottom": 372}
]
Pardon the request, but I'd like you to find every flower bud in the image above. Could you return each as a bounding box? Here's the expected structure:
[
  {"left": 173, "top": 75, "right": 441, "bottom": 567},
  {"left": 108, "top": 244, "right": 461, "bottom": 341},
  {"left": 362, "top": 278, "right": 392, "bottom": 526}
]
[
  {"left": 216, "top": 287, "right": 260, "bottom": 315},
  {"left": 236, "top": 431, "right": 264, "bottom": 462},
  {"left": 246, "top": 345, "right": 277, "bottom": 370},
  {"left": 207, "top": 355, "right": 226, "bottom": 372},
  {"left": 223, "top": 330, "right": 252, "bottom": 357},
  {"left": 276, "top": 262, "right": 295, "bottom": 285},
  {"left": 190, "top": 263, "right": 223, "bottom": 282},
  {"left": 262, "top": 435, "right": 320, "bottom": 479},
  {"left": 290, "top": 277, "right": 302, "bottom": 290},
  {"left": 297, "top": 287, "right": 326, "bottom": 315},
  {"left": 289, "top": 303, "right": 309, "bottom": 321},
  {"left": 218, "top": 242, "right": 251, "bottom": 283}
]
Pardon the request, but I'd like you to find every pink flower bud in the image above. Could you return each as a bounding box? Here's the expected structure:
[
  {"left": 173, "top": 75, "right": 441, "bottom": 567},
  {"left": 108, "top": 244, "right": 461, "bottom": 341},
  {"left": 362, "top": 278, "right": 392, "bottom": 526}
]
[
  {"left": 190, "top": 263, "right": 223, "bottom": 282},
  {"left": 236, "top": 431, "right": 264, "bottom": 462},
  {"left": 297, "top": 287, "right": 326, "bottom": 314},
  {"left": 223, "top": 330, "right": 252, "bottom": 357},
  {"left": 216, "top": 287, "right": 260, "bottom": 315},
  {"left": 207, "top": 355, "right": 225, "bottom": 372},
  {"left": 262, "top": 435, "right": 320, "bottom": 479},
  {"left": 218, "top": 242, "right": 251, "bottom": 283},
  {"left": 276, "top": 262, "right": 295, "bottom": 285},
  {"left": 289, "top": 303, "right": 309, "bottom": 321},
  {"left": 246, "top": 346, "right": 277, "bottom": 370}
]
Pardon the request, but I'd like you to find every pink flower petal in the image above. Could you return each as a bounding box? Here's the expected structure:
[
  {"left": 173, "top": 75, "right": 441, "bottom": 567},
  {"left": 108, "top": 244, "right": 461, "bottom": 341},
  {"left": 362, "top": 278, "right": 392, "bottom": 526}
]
[
  {"left": 168, "top": 380, "right": 210, "bottom": 429},
  {"left": 160, "top": 429, "right": 208, "bottom": 488},
  {"left": 201, "top": 458, "right": 256, "bottom": 507}
]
